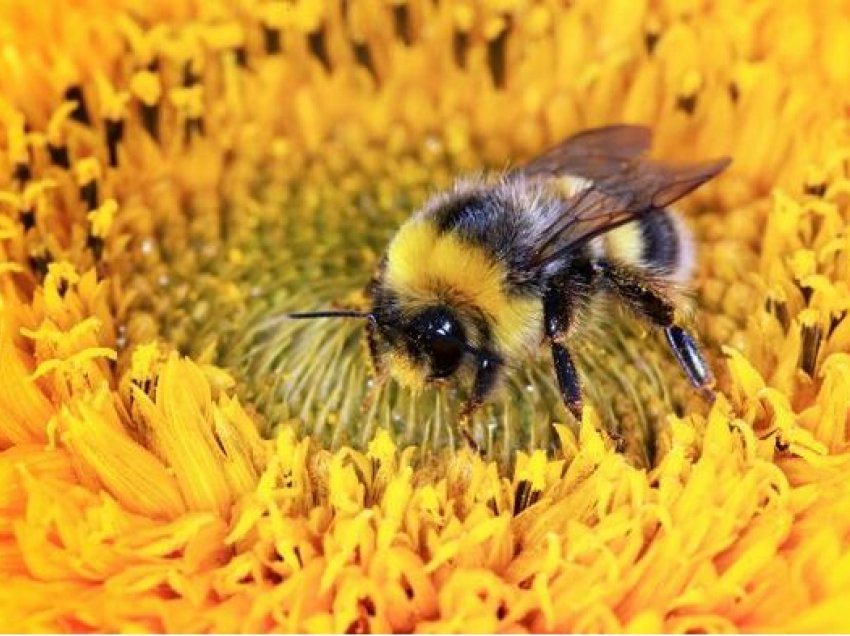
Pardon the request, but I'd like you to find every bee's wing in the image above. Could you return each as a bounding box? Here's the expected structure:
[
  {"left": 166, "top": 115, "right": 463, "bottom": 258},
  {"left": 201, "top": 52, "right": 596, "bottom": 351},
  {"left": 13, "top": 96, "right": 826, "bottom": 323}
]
[
  {"left": 517, "top": 124, "right": 652, "bottom": 180},
  {"left": 532, "top": 156, "right": 731, "bottom": 265}
]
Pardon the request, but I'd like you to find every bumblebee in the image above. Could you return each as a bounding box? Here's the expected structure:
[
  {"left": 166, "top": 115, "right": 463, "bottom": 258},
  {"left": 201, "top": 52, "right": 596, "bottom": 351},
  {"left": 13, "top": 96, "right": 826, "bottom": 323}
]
[{"left": 290, "top": 126, "right": 730, "bottom": 448}]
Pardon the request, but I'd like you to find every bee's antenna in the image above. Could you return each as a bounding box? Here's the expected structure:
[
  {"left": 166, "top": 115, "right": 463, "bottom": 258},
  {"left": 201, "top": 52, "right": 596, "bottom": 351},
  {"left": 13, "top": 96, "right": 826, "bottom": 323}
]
[{"left": 287, "top": 310, "right": 374, "bottom": 320}]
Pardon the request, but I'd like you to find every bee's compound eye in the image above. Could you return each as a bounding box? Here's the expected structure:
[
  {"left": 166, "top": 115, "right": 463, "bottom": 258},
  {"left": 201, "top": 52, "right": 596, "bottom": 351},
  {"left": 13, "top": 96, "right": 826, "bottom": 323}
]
[
  {"left": 429, "top": 334, "right": 464, "bottom": 378},
  {"left": 408, "top": 307, "right": 468, "bottom": 379}
]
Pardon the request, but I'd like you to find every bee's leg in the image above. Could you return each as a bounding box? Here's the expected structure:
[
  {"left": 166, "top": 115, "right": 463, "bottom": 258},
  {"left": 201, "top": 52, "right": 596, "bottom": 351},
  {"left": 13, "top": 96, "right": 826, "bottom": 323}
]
[
  {"left": 361, "top": 318, "right": 387, "bottom": 413},
  {"left": 459, "top": 352, "right": 502, "bottom": 452},
  {"left": 663, "top": 325, "right": 715, "bottom": 401},
  {"left": 363, "top": 258, "right": 389, "bottom": 383},
  {"left": 595, "top": 260, "right": 715, "bottom": 399},
  {"left": 365, "top": 317, "right": 384, "bottom": 377},
  {"left": 543, "top": 286, "right": 583, "bottom": 420}
]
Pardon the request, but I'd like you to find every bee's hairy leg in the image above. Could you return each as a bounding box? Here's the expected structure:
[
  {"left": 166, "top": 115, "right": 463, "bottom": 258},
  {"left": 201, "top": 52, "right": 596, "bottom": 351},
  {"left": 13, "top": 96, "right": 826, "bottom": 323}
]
[
  {"left": 458, "top": 352, "right": 502, "bottom": 454},
  {"left": 365, "top": 317, "right": 384, "bottom": 377},
  {"left": 665, "top": 324, "right": 716, "bottom": 402},
  {"left": 457, "top": 414, "right": 481, "bottom": 454},
  {"left": 363, "top": 258, "right": 387, "bottom": 382},
  {"left": 361, "top": 317, "right": 387, "bottom": 413},
  {"left": 594, "top": 260, "right": 715, "bottom": 397},
  {"left": 543, "top": 280, "right": 585, "bottom": 420},
  {"left": 361, "top": 373, "right": 387, "bottom": 414},
  {"left": 550, "top": 341, "right": 583, "bottom": 419}
]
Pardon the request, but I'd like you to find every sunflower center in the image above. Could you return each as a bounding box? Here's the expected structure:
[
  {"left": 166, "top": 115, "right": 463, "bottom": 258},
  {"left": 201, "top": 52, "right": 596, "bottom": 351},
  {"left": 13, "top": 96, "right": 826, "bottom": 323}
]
[
  {"left": 89, "top": 6, "right": 751, "bottom": 468},
  {"left": 119, "top": 128, "right": 712, "bottom": 468}
]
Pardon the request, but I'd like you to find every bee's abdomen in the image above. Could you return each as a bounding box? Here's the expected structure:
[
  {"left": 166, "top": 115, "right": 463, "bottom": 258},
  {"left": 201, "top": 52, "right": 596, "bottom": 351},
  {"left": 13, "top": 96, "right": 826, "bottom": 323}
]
[
  {"left": 593, "top": 208, "right": 695, "bottom": 283},
  {"left": 638, "top": 208, "right": 684, "bottom": 272}
]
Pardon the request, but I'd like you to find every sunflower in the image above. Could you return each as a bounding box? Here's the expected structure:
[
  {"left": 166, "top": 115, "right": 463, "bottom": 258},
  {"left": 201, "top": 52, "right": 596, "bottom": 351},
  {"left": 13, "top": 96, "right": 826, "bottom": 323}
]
[{"left": 1, "top": 0, "right": 850, "bottom": 632}]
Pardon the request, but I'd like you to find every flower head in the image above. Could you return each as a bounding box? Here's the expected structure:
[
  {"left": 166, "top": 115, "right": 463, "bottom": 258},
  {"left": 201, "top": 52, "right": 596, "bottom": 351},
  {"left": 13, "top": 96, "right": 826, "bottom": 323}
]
[{"left": 2, "top": 0, "right": 850, "bottom": 632}]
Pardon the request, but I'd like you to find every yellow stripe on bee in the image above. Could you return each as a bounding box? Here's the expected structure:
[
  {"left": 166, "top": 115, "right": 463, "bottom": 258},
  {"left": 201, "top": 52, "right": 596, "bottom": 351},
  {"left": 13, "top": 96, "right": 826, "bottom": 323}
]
[
  {"left": 386, "top": 220, "right": 540, "bottom": 356},
  {"left": 548, "top": 175, "right": 591, "bottom": 198},
  {"left": 603, "top": 222, "right": 644, "bottom": 265},
  {"left": 549, "top": 175, "right": 646, "bottom": 268}
]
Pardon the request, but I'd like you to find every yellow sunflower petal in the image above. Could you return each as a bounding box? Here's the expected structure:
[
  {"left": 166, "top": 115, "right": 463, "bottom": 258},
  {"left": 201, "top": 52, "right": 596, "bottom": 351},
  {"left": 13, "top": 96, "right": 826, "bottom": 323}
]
[{"left": 1, "top": 0, "right": 850, "bottom": 632}]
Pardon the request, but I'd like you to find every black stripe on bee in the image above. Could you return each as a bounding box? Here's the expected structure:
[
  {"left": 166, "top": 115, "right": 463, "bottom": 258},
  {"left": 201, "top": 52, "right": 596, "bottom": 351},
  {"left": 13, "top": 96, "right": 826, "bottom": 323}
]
[
  {"left": 434, "top": 191, "right": 499, "bottom": 234},
  {"left": 638, "top": 209, "right": 681, "bottom": 273}
]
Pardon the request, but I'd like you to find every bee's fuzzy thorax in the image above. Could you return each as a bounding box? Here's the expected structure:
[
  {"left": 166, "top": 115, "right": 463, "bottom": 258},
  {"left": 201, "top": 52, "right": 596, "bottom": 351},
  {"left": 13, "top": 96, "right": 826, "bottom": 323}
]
[{"left": 383, "top": 178, "right": 550, "bottom": 360}]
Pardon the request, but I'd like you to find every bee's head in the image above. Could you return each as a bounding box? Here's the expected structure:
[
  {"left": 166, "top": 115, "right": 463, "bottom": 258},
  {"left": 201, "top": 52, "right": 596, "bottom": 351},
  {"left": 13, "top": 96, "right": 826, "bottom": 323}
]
[
  {"left": 287, "top": 304, "right": 474, "bottom": 389},
  {"left": 402, "top": 306, "right": 468, "bottom": 380},
  {"left": 369, "top": 304, "right": 474, "bottom": 389}
]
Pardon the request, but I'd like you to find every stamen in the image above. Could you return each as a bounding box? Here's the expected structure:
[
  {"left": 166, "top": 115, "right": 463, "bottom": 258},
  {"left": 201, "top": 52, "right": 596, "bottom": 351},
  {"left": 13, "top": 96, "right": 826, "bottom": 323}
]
[
  {"left": 307, "top": 26, "right": 332, "bottom": 71},
  {"left": 352, "top": 41, "right": 378, "bottom": 82},
  {"left": 452, "top": 30, "right": 469, "bottom": 68},
  {"left": 393, "top": 4, "right": 413, "bottom": 46},
  {"left": 105, "top": 118, "right": 124, "bottom": 168},
  {"left": 765, "top": 295, "right": 791, "bottom": 332},
  {"left": 486, "top": 19, "right": 510, "bottom": 89},
  {"left": 13, "top": 162, "right": 31, "bottom": 184},
  {"left": 262, "top": 24, "right": 282, "bottom": 54},
  {"left": 140, "top": 103, "right": 159, "bottom": 141},
  {"left": 799, "top": 313, "right": 822, "bottom": 376},
  {"left": 64, "top": 85, "right": 91, "bottom": 125},
  {"left": 20, "top": 208, "right": 35, "bottom": 230},
  {"left": 47, "top": 143, "right": 71, "bottom": 168}
]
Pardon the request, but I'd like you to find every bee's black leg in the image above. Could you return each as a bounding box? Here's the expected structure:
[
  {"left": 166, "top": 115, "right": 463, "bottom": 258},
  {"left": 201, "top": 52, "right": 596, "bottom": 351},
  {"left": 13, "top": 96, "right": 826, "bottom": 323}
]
[
  {"left": 544, "top": 265, "right": 594, "bottom": 420},
  {"left": 594, "top": 260, "right": 715, "bottom": 398},
  {"left": 550, "top": 342, "right": 583, "bottom": 419},
  {"left": 459, "top": 352, "right": 502, "bottom": 452},
  {"left": 664, "top": 324, "right": 715, "bottom": 400},
  {"left": 543, "top": 292, "right": 583, "bottom": 418}
]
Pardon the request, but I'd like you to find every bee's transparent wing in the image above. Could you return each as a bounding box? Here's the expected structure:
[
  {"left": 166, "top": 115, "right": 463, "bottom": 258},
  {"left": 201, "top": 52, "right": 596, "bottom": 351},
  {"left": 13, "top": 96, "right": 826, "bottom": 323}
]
[
  {"left": 532, "top": 156, "right": 731, "bottom": 266},
  {"left": 517, "top": 124, "right": 652, "bottom": 181}
]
